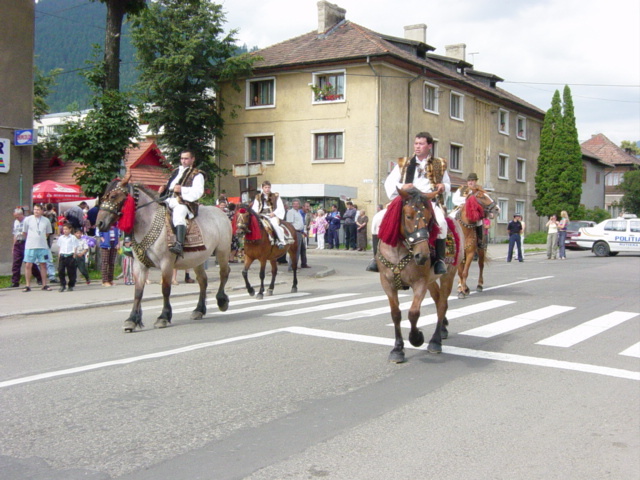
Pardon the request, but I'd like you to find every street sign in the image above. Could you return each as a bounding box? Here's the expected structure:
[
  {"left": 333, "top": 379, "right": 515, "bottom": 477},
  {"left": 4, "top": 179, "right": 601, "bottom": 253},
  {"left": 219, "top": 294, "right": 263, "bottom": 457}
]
[
  {"left": 0, "top": 138, "right": 10, "bottom": 173},
  {"left": 14, "top": 129, "right": 34, "bottom": 146},
  {"left": 232, "top": 162, "right": 264, "bottom": 177}
]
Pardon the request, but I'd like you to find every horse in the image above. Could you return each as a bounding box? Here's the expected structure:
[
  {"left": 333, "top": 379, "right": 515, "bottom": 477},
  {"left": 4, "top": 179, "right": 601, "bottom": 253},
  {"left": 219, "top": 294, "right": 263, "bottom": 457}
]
[
  {"left": 95, "top": 172, "right": 232, "bottom": 332},
  {"left": 453, "top": 187, "right": 499, "bottom": 299},
  {"left": 234, "top": 205, "right": 299, "bottom": 299},
  {"left": 377, "top": 187, "right": 463, "bottom": 363}
]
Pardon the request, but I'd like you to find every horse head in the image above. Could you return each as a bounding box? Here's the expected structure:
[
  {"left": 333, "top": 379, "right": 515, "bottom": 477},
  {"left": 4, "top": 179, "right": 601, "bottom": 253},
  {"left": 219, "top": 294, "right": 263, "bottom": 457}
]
[
  {"left": 235, "top": 207, "right": 251, "bottom": 238},
  {"left": 96, "top": 170, "right": 133, "bottom": 231},
  {"left": 398, "top": 187, "right": 436, "bottom": 266},
  {"left": 466, "top": 187, "right": 499, "bottom": 221}
]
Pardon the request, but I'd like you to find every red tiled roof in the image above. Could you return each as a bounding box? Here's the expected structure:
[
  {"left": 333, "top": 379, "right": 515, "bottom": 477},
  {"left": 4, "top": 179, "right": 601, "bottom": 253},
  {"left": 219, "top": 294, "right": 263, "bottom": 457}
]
[
  {"left": 581, "top": 134, "right": 640, "bottom": 167},
  {"left": 251, "top": 20, "right": 544, "bottom": 117}
]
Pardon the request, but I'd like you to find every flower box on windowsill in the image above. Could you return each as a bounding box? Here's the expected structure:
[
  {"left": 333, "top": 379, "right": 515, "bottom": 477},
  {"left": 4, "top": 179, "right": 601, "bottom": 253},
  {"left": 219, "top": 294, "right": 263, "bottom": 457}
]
[{"left": 320, "top": 94, "right": 343, "bottom": 101}]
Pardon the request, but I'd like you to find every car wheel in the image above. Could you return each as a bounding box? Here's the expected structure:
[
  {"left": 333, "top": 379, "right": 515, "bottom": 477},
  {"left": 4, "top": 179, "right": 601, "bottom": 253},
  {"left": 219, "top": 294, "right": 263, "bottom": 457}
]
[
  {"left": 593, "top": 241, "right": 610, "bottom": 257},
  {"left": 609, "top": 252, "right": 619, "bottom": 256}
]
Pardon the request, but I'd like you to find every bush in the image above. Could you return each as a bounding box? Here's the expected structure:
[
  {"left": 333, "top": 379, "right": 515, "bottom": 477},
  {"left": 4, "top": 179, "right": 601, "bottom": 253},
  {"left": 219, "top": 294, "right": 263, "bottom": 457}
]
[{"left": 524, "top": 231, "right": 546, "bottom": 244}]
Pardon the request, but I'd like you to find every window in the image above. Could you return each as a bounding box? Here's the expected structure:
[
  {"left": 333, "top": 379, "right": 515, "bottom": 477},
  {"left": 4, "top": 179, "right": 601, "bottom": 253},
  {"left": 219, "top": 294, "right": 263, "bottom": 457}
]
[
  {"left": 499, "top": 109, "right": 509, "bottom": 134},
  {"left": 630, "top": 221, "right": 640, "bottom": 233},
  {"left": 449, "top": 144, "right": 462, "bottom": 171},
  {"left": 312, "top": 70, "right": 345, "bottom": 103},
  {"left": 314, "top": 132, "right": 343, "bottom": 162},
  {"left": 606, "top": 172, "right": 624, "bottom": 186},
  {"left": 515, "top": 200, "right": 525, "bottom": 219},
  {"left": 247, "top": 135, "right": 274, "bottom": 163},
  {"left": 604, "top": 220, "right": 627, "bottom": 232},
  {"left": 596, "top": 172, "right": 601, "bottom": 184},
  {"left": 498, "top": 154, "right": 509, "bottom": 179},
  {"left": 516, "top": 115, "right": 527, "bottom": 139},
  {"left": 450, "top": 91, "right": 464, "bottom": 120},
  {"left": 247, "top": 78, "right": 275, "bottom": 108},
  {"left": 516, "top": 158, "right": 526, "bottom": 182},
  {"left": 497, "top": 198, "right": 508, "bottom": 223},
  {"left": 582, "top": 165, "right": 587, "bottom": 183},
  {"left": 423, "top": 82, "right": 439, "bottom": 113}
]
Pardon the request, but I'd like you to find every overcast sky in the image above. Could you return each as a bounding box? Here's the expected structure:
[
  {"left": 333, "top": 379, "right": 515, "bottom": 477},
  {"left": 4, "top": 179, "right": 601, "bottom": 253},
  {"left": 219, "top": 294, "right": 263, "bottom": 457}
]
[{"left": 222, "top": 0, "right": 640, "bottom": 146}]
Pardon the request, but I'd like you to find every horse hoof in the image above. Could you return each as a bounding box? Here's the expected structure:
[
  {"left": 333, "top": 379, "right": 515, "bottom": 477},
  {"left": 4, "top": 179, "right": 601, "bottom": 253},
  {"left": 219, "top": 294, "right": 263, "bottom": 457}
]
[
  {"left": 267, "top": 289, "right": 273, "bottom": 296},
  {"left": 123, "top": 320, "right": 138, "bottom": 333},
  {"left": 154, "top": 318, "right": 170, "bottom": 329},
  {"left": 441, "top": 327, "right": 449, "bottom": 340},
  {"left": 477, "top": 285, "right": 483, "bottom": 292},
  {"left": 291, "top": 287, "right": 297, "bottom": 293},
  {"left": 427, "top": 342, "right": 442, "bottom": 354},
  {"left": 248, "top": 288, "right": 255, "bottom": 297},
  {"left": 256, "top": 293, "right": 263, "bottom": 300},
  {"left": 191, "top": 311, "right": 203, "bottom": 320},
  {"left": 409, "top": 329, "right": 424, "bottom": 347},
  {"left": 388, "top": 350, "right": 406, "bottom": 363},
  {"left": 217, "top": 300, "right": 229, "bottom": 312}
]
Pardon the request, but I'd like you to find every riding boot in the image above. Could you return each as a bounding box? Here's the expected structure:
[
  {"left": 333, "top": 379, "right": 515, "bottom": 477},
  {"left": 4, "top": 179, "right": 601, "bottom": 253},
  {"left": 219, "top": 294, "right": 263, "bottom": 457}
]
[
  {"left": 170, "top": 225, "right": 186, "bottom": 256},
  {"left": 366, "top": 257, "right": 379, "bottom": 272},
  {"left": 434, "top": 238, "right": 447, "bottom": 275}
]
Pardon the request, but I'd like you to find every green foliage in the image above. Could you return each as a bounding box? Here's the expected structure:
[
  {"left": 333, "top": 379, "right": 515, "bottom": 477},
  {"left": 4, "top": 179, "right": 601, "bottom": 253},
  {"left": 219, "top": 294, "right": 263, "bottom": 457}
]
[
  {"left": 619, "top": 166, "right": 640, "bottom": 215},
  {"left": 60, "top": 50, "right": 139, "bottom": 198},
  {"left": 620, "top": 140, "right": 640, "bottom": 155},
  {"left": 573, "top": 205, "right": 610, "bottom": 223},
  {"left": 523, "top": 231, "right": 547, "bottom": 244},
  {"left": 130, "top": 0, "right": 257, "bottom": 188},
  {"left": 34, "top": 64, "right": 62, "bottom": 121},
  {"left": 533, "top": 86, "right": 583, "bottom": 218}
]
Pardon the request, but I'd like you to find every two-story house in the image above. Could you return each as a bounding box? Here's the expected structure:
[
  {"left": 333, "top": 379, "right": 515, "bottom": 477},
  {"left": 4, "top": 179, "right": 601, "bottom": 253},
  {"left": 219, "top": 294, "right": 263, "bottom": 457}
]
[{"left": 217, "top": 1, "right": 544, "bottom": 241}]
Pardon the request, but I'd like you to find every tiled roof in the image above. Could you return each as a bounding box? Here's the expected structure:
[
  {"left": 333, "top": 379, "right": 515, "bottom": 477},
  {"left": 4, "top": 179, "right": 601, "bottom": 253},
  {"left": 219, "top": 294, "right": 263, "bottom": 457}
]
[
  {"left": 580, "top": 146, "right": 611, "bottom": 168},
  {"left": 581, "top": 133, "right": 640, "bottom": 166},
  {"left": 252, "top": 20, "right": 544, "bottom": 116}
]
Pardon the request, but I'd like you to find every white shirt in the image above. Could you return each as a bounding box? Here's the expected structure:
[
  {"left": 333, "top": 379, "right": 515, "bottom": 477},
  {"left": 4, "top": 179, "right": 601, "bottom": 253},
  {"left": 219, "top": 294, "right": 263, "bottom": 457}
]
[
  {"left": 169, "top": 166, "right": 205, "bottom": 203},
  {"left": 384, "top": 156, "right": 451, "bottom": 201},
  {"left": 57, "top": 234, "right": 79, "bottom": 255},
  {"left": 13, "top": 218, "right": 26, "bottom": 241},
  {"left": 252, "top": 191, "right": 285, "bottom": 220},
  {"left": 371, "top": 209, "right": 387, "bottom": 236},
  {"left": 286, "top": 209, "right": 305, "bottom": 231},
  {"left": 23, "top": 215, "right": 52, "bottom": 250}
]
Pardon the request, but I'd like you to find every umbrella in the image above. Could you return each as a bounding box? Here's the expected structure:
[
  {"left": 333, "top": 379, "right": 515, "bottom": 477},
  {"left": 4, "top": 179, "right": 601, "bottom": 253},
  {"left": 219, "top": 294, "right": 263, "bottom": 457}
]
[{"left": 32, "top": 180, "right": 91, "bottom": 202}]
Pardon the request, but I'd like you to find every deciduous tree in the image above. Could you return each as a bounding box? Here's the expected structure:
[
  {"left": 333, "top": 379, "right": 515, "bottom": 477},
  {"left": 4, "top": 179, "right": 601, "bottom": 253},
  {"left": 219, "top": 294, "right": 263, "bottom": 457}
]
[{"left": 619, "top": 166, "right": 640, "bottom": 215}]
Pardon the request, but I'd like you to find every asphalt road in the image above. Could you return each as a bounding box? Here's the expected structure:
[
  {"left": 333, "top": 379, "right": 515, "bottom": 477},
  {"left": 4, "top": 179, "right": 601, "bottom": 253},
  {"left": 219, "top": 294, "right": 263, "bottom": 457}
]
[{"left": 1, "top": 250, "right": 638, "bottom": 479}]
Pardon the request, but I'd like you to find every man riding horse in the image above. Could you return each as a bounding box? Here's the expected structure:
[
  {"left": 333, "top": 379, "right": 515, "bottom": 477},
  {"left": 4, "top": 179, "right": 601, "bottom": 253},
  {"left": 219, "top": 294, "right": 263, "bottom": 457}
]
[
  {"left": 252, "top": 180, "right": 288, "bottom": 248},
  {"left": 452, "top": 172, "right": 485, "bottom": 249},
  {"left": 381, "top": 131, "right": 450, "bottom": 275},
  {"left": 159, "top": 149, "right": 205, "bottom": 256}
]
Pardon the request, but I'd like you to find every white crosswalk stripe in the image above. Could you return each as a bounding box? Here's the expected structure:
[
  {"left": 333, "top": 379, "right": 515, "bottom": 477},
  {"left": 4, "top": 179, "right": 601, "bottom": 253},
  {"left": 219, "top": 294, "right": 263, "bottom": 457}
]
[
  {"left": 620, "top": 342, "right": 640, "bottom": 358},
  {"left": 394, "top": 299, "right": 515, "bottom": 329},
  {"left": 536, "top": 311, "right": 639, "bottom": 347},
  {"left": 265, "top": 295, "right": 392, "bottom": 317}
]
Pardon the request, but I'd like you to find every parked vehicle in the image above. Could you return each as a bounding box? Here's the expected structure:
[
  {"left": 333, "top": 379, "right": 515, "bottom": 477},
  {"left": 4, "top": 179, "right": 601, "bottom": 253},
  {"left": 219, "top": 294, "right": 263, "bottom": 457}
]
[
  {"left": 576, "top": 215, "right": 640, "bottom": 256},
  {"left": 565, "top": 220, "right": 596, "bottom": 250}
]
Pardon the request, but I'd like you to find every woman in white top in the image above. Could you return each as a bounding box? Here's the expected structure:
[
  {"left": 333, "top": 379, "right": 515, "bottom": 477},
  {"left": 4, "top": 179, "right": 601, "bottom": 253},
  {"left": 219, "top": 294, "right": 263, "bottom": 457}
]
[{"left": 546, "top": 215, "right": 559, "bottom": 260}]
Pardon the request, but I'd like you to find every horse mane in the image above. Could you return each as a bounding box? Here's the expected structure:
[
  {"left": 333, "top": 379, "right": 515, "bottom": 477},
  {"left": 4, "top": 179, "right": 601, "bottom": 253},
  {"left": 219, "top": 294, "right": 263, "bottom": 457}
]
[
  {"left": 464, "top": 192, "right": 486, "bottom": 224},
  {"left": 378, "top": 188, "right": 438, "bottom": 247}
]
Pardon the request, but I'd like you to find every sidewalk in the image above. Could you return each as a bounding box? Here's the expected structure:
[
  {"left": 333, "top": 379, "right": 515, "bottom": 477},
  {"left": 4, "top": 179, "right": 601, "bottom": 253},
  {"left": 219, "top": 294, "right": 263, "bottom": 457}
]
[{"left": 0, "top": 244, "right": 544, "bottom": 319}]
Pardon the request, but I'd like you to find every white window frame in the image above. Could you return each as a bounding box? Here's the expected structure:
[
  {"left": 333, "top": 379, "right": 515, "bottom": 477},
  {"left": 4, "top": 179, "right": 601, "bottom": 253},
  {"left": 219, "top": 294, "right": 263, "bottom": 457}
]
[
  {"left": 423, "top": 81, "right": 439, "bottom": 114},
  {"left": 497, "top": 198, "right": 508, "bottom": 224},
  {"left": 449, "top": 143, "right": 463, "bottom": 172},
  {"left": 498, "top": 154, "right": 509, "bottom": 180},
  {"left": 516, "top": 157, "right": 526, "bottom": 182},
  {"left": 432, "top": 139, "right": 439, "bottom": 159},
  {"left": 311, "top": 129, "right": 345, "bottom": 163},
  {"left": 515, "top": 200, "right": 526, "bottom": 219},
  {"left": 516, "top": 115, "right": 527, "bottom": 140},
  {"left": 311, "top": 70, "right": 346, "bottom": 104},
  {"left": 450, "top": 91, "right": 464, "bottom": 121},
  {"left": 498, "top": 108, "right": 510, "bottom": 135},
  {"left": 246, "top": 77, "right": 276, "bottom": 109},
  {"left": 245, "top": 133, "right": 275, "bottom": 164}
]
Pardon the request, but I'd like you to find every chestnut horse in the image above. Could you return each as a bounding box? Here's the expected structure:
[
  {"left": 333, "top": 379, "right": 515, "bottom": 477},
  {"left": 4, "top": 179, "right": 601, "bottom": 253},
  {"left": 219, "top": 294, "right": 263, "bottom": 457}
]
[
  {"left": 96, "top": 172, "right": 232, "bottom": 332},
  {"left": 454, "top": 187, "right": 499, "bottom": 299},
  {"left": 234, "top": 205, "right": 298, "bottom": 299},
  {"left": 377, "top": 188, "right": 462, "bottom": 363}
]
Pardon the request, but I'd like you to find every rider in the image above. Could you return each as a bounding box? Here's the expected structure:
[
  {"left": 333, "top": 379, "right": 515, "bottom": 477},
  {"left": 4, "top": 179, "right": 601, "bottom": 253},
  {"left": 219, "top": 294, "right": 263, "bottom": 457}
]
[
  {"left": 452, "top": 172, "right": 484, "bottom": 248},
  {"left": 252, "top": 180, "right": 287, "bottom": 248},
  {"left": 159, "top": 149, "right": 205, "bottom": 256},
  {"left": 384, "top": 131, "right": 450, "bottom": 275}
]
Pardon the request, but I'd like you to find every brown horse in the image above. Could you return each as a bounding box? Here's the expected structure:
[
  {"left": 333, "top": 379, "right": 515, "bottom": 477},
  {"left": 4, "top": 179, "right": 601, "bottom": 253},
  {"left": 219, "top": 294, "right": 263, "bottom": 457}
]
[
  {"left": 96, "top": 172, "right": 232, "bottom": 332},
  {"left": 453, "top": 187, "right": 499, "bottom": 299},
  {"left": 234, "top": 205, "right": 299, "bottom": 299},
  {"left": 377, "top": 188, "right": 463, "bottom": 363}
]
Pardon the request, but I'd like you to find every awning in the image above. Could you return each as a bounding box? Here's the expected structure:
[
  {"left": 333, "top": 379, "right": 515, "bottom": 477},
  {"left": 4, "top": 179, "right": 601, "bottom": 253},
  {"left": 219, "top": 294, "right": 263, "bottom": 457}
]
[
  {"left": 32, "top": 180, "right": 91, "bottom": 202},
  {"left": 271, "top": 184, "right": 358, "bottom": 200}
]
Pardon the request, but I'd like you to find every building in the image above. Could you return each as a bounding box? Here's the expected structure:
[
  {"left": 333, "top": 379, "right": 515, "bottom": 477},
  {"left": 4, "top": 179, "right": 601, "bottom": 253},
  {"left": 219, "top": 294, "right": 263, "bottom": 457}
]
[
  {"left": 579, "top": 147, "right": 609, "bottom": 211},
  {"left": 581, "top": 133, "right": 640, "bottom": 217},
  {"left": 217, "top": 1, "right": 545, "bottom": 242}
]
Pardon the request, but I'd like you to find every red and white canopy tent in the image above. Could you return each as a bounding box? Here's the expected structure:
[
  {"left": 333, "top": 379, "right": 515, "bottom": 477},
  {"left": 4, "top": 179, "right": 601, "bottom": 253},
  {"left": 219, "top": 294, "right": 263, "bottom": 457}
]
[{"left": 32, "top": 180, "right": 92, "bottom": 203}]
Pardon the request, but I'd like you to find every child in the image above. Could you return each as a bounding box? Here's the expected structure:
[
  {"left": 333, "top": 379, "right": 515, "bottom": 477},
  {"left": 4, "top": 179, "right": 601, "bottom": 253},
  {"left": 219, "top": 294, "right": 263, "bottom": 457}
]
[
  {"left": 122, "top": 237, "right": 134, "bottom": 285},
  {"left": 74, "top": 229, "right": 91, "bottom": 284},
  {"left": 56, "top": 223, "right": 79, "bottom": 292},
  {"left": 313, "top": 210, "right": 328, "bottom": 250},
  {"left": 99, "top": 225, "right": 119, "bottom": 287}
]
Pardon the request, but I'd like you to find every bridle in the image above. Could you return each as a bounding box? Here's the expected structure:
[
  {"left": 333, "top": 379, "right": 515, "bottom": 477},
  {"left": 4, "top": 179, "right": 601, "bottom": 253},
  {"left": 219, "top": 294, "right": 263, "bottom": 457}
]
[{"left": 401, "top": 197, "right": 432, "bottom": 253}]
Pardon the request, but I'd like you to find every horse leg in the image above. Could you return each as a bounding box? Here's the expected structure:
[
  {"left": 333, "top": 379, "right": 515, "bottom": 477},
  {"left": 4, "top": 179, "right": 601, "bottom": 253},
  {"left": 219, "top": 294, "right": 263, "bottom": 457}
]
[
  {"left": 154, "top": 268, "right": 173, "bottom": 328},
  {"left": 242, "top": 258, "right": 255, "bottom": 297},
  {"left": 407, "top": 283, "right": 428, "bottom": 349},
  {"left": 427, "top": 268, "right": 456, "bottom": 351},
  {"left": 123, "top": 265, "right": 147, "bottom": 333},
  {"left": 477, "top": 248, "right": 485, "bottom": 292},
  {"left": 458, "top": 250, "right": 472, "bottom": 298},
  {"left": 215, "top": 249, "right": 230, "bottom": 312},
  {"left": 256, "top": 260, "right": 267, "bottom": 300},
  {"left": 266, "top": 258, "right": 277, "bottom": 296},
  {"left": 289, "top": 246, "right": 298, "bottom": 294},
  {"left": 383, "top": 285, "right": 405, "bottom": 363},
  {"left": 191, "top": 263, "right": 208, "bottom": 320}
]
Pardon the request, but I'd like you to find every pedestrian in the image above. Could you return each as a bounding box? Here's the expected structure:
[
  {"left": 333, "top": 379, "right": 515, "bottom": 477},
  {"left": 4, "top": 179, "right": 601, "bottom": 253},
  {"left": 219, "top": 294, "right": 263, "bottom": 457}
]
[
  {"left": 546, "top": 214, "right": 559, "bottom": 260},
  {"left": 343, "top": 201, "right": 357, "bottom": 250},
  {"left": 558, "top": 210, "right": 569, "bottom": 260},
  {"left": 99, "top": 225, "right": 120, "bottom": 287},
  {"left": 313, "top": 209, "right": 328, "bottom": 250},
  {"left": 122, "top": 237, "right": 134, "bottom": 285},
  {"left": 285, "top": 198, "right": 307, "bottom": 270},
  {"left": 326, "top": 204, "right": 341, "bottom": 249},
  {"left": 56, "top": 223, "right": 79, "bottom": 292},
  {"left": 506, "top": 214, "right": 523, "bottom": 262},
  {"left": 22, "top": 204, "right": 53, "bottom": 292},
  {"left": 356, "top": 209, "right": 368, "bottom": 251},
  {"left": 11, "top": 207, "right": 43, "bottom": 287},
  {"left": 73, "top": 228, "right": 91, "bottom": 284}
]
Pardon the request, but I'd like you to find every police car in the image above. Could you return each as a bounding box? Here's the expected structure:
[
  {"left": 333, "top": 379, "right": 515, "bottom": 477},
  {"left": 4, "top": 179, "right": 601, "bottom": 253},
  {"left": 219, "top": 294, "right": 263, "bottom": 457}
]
[{"left": 575, "top": 214, "right": 640, "bottom": 256}]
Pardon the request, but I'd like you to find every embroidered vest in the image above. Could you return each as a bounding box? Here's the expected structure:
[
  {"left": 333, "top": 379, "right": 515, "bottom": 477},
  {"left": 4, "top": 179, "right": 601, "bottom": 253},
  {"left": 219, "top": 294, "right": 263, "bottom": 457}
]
[
  {"left": 167, "top": 166, "right": 205, "bottom": 217},
  {"left": 397, "top": 155, "right": 448, "bottom": 206},
  {"left": 254, "top": 192, "right": 279, "bottom": 215}
]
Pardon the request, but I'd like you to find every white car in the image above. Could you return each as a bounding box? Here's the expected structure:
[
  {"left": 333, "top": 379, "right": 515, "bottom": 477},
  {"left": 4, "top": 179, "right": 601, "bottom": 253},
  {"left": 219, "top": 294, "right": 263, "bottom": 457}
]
[{"left": 576, "top": 215, "right": 640, "bottom": 256}]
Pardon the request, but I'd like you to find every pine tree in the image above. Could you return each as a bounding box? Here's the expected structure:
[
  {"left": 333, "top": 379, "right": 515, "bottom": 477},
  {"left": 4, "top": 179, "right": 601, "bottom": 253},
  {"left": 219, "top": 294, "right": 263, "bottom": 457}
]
[
  {"left": 556, "top": 85, "right": 583, "bottom": 217},
  {"left": 533, "top": 90, "right": 562, "bottom": 217}
]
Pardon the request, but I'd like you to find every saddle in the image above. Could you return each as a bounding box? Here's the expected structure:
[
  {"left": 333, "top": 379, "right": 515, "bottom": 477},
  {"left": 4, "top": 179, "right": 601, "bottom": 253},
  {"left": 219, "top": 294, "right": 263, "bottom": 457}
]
[
  {"left": 259, "top": 216, "right": 294, "bottom": 246},
  {"left": 164, "top": 210, "right": 206, "bottom": 252}
]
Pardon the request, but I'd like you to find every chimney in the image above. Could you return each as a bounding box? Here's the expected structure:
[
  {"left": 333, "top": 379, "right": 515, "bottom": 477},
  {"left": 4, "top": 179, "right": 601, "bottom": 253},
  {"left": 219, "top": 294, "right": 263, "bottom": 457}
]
[
  {"left": 404, "top": 24, "right": 427, "bottom": 43},
  {"left": 318, "top": 1, "right": 346, "bottom": 34},
  {"left": 445, "top": 43, "right": 467, "bottom": 62}
]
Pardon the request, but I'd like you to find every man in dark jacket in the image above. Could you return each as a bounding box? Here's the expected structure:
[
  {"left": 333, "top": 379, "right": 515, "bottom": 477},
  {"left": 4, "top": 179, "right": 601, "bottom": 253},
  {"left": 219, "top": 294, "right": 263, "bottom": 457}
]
[{"left": 506, "top": 214, "right": 524, "bottom": 262}]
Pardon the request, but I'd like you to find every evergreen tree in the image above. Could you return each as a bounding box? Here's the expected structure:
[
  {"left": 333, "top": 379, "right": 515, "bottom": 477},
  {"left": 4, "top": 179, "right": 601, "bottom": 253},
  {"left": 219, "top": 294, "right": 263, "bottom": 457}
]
[
  {"left": 533, "top": 90, "right": 562, "bottom": 217},
  {"left": 130, "top": 0, "right": 256, "bottom": 187}
]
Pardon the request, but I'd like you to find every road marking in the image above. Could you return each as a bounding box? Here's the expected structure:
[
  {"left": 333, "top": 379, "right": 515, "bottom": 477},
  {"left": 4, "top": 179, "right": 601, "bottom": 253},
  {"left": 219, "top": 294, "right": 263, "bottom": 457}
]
[
  {"left": 460, "top": 305, "right": 575, "bottom": 338},
  {"left": 536, "top": 311, "right": 639, "bottom": 347},
  {"left": 397, "top": 299, "right": 515, "bottom": 328},
  {"left": 620, "top": 342, "right": 640, "bottom": 358},
  {"left": 265, "top": 295, "right": 393, "bottom": 317},
  {"left": 327, "top": 276, "right": 553, "bottom": 321}
]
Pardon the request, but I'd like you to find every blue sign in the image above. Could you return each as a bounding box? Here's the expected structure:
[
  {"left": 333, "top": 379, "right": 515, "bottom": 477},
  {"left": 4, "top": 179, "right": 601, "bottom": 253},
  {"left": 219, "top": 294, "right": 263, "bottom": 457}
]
[{"left": 15, "top": 129, "right": 34, "bottom": 146}]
